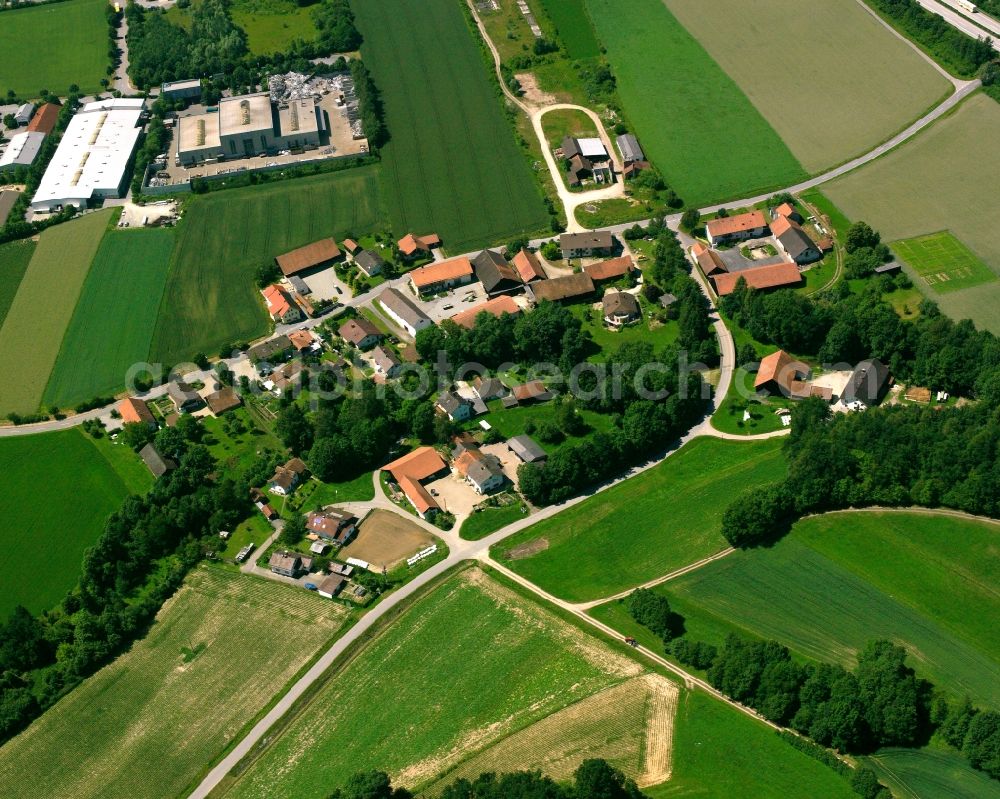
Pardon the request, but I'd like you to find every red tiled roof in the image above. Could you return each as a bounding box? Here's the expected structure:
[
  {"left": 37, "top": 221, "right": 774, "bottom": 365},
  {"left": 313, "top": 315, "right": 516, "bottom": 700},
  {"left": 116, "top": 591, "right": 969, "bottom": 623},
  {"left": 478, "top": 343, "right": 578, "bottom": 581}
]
[
  {"left": 512, "top": 248, "right": 545, "bottom": 282},
  {"left": 262, "top": 284, "right": 294, "bottom": 317},
  {"left": 275, "top": 238, "right": 340, "bottom": 276},
  {"left": 383, "top": 446, "right": 447, "bottom": 483},
  {"left": 119, "top": 396, "right": 155, "bottom": 425},
  {"left": 449, "top": 295, "right": 520, "bottom": 329},
  {"left": 398, "top": 232, "right": 440, "bottom": 256},
  {"left": 398, "top": 475, "right": 438, "bottom": 515},
  {"left": 706, "top": 210, "right": 767, "bottom": 237},
  {"left": 513, "top": 380, "right": 549, "bottom": 401},
  {"left": 26, "top": 103, "right": 59, "bottom": 135},
  {"left": 755, "top": 350, "right": 802, "bottom": 393},
  {"left": 694, "top": 246, "right": 727, "bottom": 276},
  {"left": 409, "top": 257, "right": 473, "bottom": 289},
  {"left": 584, "top": 255, "right": 634, "bottom": 281},
  {"left": 338, "top": 317, "right": 380, "bottom": 345},
  {"left": 774, "top": 202, "right": 796, "bottom": 219},
  {"left": 712, "top": 261, "right": 801, "bottom": 296},
  {"left": 770, "top": 215, "right": 794, "bottom": 237},
  {"left": 288, "top": 329, "right": 315, "bottom": 351}
]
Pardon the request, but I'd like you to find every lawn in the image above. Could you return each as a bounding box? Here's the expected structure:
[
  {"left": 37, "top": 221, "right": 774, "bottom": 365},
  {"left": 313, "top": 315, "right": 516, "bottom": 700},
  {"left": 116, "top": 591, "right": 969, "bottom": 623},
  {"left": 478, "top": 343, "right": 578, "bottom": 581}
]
[
  {"left": 711, "top": 368, "right": 788, "bottom": 436},
  {"left": 891, "top": 230, "right": 997, "bottom": 294},
  {"left": 0, "top": 239, "right": 35, "bottom": 329},
  {"left": 661, "top": 0, "right": 949, "bottom": 173},
  {"left": 0, "top": 0, "right": 109, "bottom": 97},
  {"left": 460, "top": 497, "right": 530, "bottom": 540},
  {"left": 352, "top": 0, "right": 549, "bottom": 253},
  {"left": 865, "top": 745, "right": 1000, "bottom": 799},
  {"left": 230, "top": 0, "right": 319, "bottom": 55},
  {"left": 0, "top": 429, "right": 136, "bottom": 618},
  {"left": 575, "top": 197, "right": 660, "bottom": 228},
  {"left": 825, "top": 93, "right": 1000, "bottom": 334},
  {"left": 150, "top": 167, "right": 384, "bottom": 366},
  {"left": 202, "top": 407, "right": 284, "bottom": 476},
  {"left": 492, "top": 437, "right": 788, "bottom": 602},
  {"left": 0, "top": 210, "right": 112, "bottom": 415},
  {"left": 659, "top": 511, "right": 1000, "bottom": 708},
  {"left": 43, "top": 228, "right": 175, "bottom": 408},
  {"left": 570, "top": 300, "right": 679, "bottom": 357},
  {"left": 464, "top": 397, "right": 616, "bottom": 455},
  {"left": 540, "top": 107, "right": 598, "bottom": 149},
  {"left": 582, "top": 0, "right": 806, "bottom": 206},
  {"left": 0, "top": 567, "right": 349, "bottom": 799},
  {"left": 536, "top": 0, "right": 601, "bottom": 58},
  {"left": 223, "top": 567, "right": 650, "bottom": 797}
]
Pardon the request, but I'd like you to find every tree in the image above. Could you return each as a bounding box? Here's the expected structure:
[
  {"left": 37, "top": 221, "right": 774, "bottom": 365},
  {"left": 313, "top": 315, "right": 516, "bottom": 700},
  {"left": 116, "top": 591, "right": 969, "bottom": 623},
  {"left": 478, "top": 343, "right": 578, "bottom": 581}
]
[
  {"left": 309, "top": 435, "right": 351, "bottom": 482},
  {"left": 573, "top": 759, "right": 649, "bottom": 799},
  {"left": 279, "top": 514, "right": 307, "bottom": 547},
  {"left": 119, "top": 421, "right": 156, "bottom": 451},
  {"left": 850, "top": 768, "right": 888, "bottom": 799},
  {"left": 276, "top": 403, "right": 313, "bottom": 454},
  {"left": 626, "top": 588, "right": 677, "bottom": 642},
  {"left": 845, "top": 221, "right": 880, "bottom": 253},
  {"left": 720, "top": 484, "right": 792, "bottom": 547},
  {"left": 963, "top": 710, "right": 1000, "bottom": 778},
  {"left": 2, "top": 114, "right": 16, "bottom": 130},
  {"left": 680, "top": 207, "right": 701, "bottom": 232}
]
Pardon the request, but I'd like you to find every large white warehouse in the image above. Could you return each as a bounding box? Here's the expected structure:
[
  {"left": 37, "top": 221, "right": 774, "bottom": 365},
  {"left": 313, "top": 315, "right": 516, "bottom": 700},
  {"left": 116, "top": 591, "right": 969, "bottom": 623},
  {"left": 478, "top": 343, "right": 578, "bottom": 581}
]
[{"left": 30, "top": 98, "right": 145, "bottom": 212}]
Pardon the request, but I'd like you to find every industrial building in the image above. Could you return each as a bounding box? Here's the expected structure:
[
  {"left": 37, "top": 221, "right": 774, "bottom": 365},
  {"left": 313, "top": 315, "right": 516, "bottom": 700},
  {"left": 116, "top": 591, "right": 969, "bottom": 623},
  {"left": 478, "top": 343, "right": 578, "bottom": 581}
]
[
  {"left": 0, "top": 131, "right": 45, "bottom": 171},
  {"left": 160, "top": 78, "right": 202, "bottom": 101},
  {"left": 175, "top": 92, "right": 323, "bottom": 165},
  {"left": 29, "top": 98, "right": 144, "bottom": 212}
]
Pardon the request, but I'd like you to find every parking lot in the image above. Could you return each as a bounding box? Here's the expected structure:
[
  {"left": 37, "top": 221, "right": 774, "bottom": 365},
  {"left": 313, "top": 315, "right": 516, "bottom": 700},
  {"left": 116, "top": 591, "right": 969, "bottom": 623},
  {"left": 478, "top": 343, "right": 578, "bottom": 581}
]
[{"left": 420, "top": 283, "right": 490, "bottom": 323}]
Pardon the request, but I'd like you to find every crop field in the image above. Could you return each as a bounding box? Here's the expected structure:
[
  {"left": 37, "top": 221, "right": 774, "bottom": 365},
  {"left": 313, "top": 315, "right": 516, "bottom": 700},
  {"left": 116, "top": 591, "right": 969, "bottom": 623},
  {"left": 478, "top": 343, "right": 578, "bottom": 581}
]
[
  {"left": 661, "top": 511, "right": 1000, "bottom": 708},
  {"left": 230, "top": 0, "right": 318, "bottom": 55},
  {"left": 0, "top": 210, "right": 112, "bottom": 414},
  {"left": 493, "top": 437, "right": 787, "bottom": 603},
  {"left": 224, "top": 568, "right": 653, "bottom": 797},
  {"left": 0, "top": 0, "right": 108, "bottom": 96},
  {"left": 0, "top": 567, "right": 349, "bottom": 799},
  {"left": 582, "top": 0, "right": 806, "bottom": 206},
  {"left": 352, "top": 0, "right": 549, "bottom": 253},
  {"left": 647, "top": 691, "right": 856, "bottom": 799},
  {"left": 865, "top": 746, "right": 1000, "bottom": 799},
  {"left": 661, "top": 0, "right": 949, "bottom": 173},
  {"left": 43, "top": 229, "right": 175, "bottom": 408},
  {"left": 0, "top": 239, "right": 35, "bottom": 328},
  {"left": 825, "top": 93, "right": 1000, "bottom": 334},
  {"left": 891, "top": 230, "right": 996, "bottom": 294},
  {"left": 536, "top": 0, "right": 601, "bottom": 58},
  {"left": 150, "top": 167, "right": 384, "bottom": 365},
  {"left": 0, "top": 429, "right": 134, "bottom": 618}
]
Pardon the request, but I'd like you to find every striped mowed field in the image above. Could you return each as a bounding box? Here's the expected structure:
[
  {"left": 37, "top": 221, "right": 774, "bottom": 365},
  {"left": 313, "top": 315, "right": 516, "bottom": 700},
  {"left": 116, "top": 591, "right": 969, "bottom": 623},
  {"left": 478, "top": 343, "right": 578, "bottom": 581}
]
[
  {"left": 892, "top": 230, "right": 997, "bottom": 294},
  {"left": 0, "top": 210, "right": 113, "bottom": 414}
]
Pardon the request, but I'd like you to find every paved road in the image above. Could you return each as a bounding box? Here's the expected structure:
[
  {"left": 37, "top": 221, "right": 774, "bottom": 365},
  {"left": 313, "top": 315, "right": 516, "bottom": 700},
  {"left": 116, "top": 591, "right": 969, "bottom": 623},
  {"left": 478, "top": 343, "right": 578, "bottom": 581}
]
[
  {"left": 112, "top": 12, "right": 139, "bottom": 96},
  {"left": 915, "top": 0, "right": 1000, "bottom": 44}
]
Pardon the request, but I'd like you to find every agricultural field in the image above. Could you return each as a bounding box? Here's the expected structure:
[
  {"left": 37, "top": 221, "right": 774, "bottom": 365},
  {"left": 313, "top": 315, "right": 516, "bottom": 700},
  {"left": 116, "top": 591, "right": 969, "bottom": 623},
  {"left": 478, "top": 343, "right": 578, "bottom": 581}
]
[
  {"left": 661, "top": 0, "right": 950, "bottom": 172},
  {"left": 0, "top": 429, "right": 137, "bottom": 618},
  {"left": 339, "top": 509, "right": 437, "bottom": 570},
  {"left": 825, "top": 93, "right": 1000, "bottom": 334},
  {"left": 352, "top": 0, "right": 549, "bottom": 253},
  {"left": 582, "top": 0, "right": 806, "bottom": 206},
  {"left": 43, "top": 229, "right": 175, "bottom": 408},
  {"left": 230, "top": 0, "right": 319, "bottom": 55},
  {"left": 865, "top": 745, "right": 1000, "bottom": 799},
  {"left": 536, "top": 0, "right": 601, "bottom": 58},
  {"left": 150, "top": 167, "right": 385, "bottom": 365},
  {"left": 0, "top": 210, "right": 112, "bottom": 415},
  {"left": 891, "top": 230, "right": 997, "bottom": 294},
  {"left": 492, "top": 437, "right": 787, "bottom": 602},
  {"left": 0, "top": 239, "right": 35, "bottom": 328},
  {"left": 655, "top": 511, "right": 1000, "bottom": 708},
  {"left": 0, "top": 0, "right": 108, "bottom": 97},
  {"left": 222, "top": 567, "right": 663, "bottom": 797},
  {"left": 0, "top": 567, "right": 349, "bottom": 799}
]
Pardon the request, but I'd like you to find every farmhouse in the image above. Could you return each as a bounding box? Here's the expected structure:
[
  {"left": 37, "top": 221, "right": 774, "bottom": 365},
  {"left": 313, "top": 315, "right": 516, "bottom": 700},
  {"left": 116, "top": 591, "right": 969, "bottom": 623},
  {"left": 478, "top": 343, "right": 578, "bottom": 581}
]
[
  {"left": 318, "top": 574, "right": 346, "bottom": 598},
  {"left": 205, "top": 387, "right": 242, "bottom": 415},
  {"left": 585, "top": 255, "right": 634, "bottom": 283},
  {"left": 842, "top": 359, "right": 890, "bottom": 408},
  {"left": 378, "top": 287, "right": 432, "bottom": 336},
  {"left": 454, "top": 449, "right": 506, "bottom": 494},
  {"left": 339, "top": 317, "right": 382, "bottom": 350},
  {"left": 249, "top": 334, "right": 292, "bottom": 363},
  {"left": 507, "top": 434, "right": 547, "bottom": 463},
  {"left": 473, "top": 376, "right": 509, "bottom": 402},
  {"left": 512, "top": 380, "right": 553, "bottom": 403},
  {"left": 288, "top": 329, "right": 318, "bottom": 352},
  {"left": 472, "top": 249, "right": 522, "bottom": 295},
  {"left": 139, "top": 443, "right": 177, "bottom": 478},
  {"left": 561, "top": 136, "right": 613, "bottom": 185},
  {"left": 275, "top": 238, "right": 341, "bottom": 277},
  {"left": 705, "top": 210, "right": 769, "bottom": 246},
  {"left": 383, "top": 446, "right": 449, "bottom": 518},
  {"left": 372, "top": 345, "right": 402, "bottom": 378},
  {"left": 527, "top": 272, "right": 594, "bottom": 303},
  {"left": 450, "top": 295, "right": 521, "bottom": 329},
  {"left": 397, "top": 232, "right": 440, "bottom": 259},
  {"left": 268, "top": 457, "right": 309, "bottom": 496},
  {"left": 409, "top": 257, "right": 474, "bottom": 296},
  {"left": 262, "top": 285, "right": 303, "bottom": 324},
  {"left": 755, "top": 350, "right": 832, "bottom": 401},
  {"left": 118, "top": 396, "right": 156, "bottom": 427},
  {"left": 773, "top": 202, "right": 800, "bottom": 222},
  {"left": 512, "top": 248, "right": 546, "bottom": 282},
  {"left": 691, "top": 241, "right": 727, "bottom": 276},
  {"left": 712, "top": 261, "right": 802, "bottom": 296},
  {"left": 269, "top": 551, "right": 302, "bottom": 578},
  {"left": 603, "top": 291, "right": 641, "bottom": 327},
  {"left": 307, "top": 509, "right": 358, "bottom": 545},
  {"left": 30, "top": 99, "right": 144, "bottom": 212},
  {"left": 176, "top": 92, "right": 322, "bottom": 164},
  {"left": 437, "top": 391, "right": 474, "bottom": 421},
  {"left": 771, "top": 216, "right": 822, "bottom": 265},
  {"left": 0, "top": 131, "right": 45, "bottom": 171},
  {"left": 353, "top": 249, "right": 385, "bottom": 278},
  {"left": 560, "top": 231, "right": 614, "bottom": 259},
  {"left": 616, "top": 133, "right": 645, "bottom": 165},
  {"left": 168, "top": 382, "right": 202, "bottom": 413}
]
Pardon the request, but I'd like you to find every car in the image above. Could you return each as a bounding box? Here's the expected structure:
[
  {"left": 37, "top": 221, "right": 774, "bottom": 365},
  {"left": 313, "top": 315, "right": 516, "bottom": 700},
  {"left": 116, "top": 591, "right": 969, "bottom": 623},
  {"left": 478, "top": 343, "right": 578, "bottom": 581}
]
[
  {"left": 335, "top": 287, "right": 343, "bottom": 295},
  {"left": 442, "top": 304, "right": 453, "bottom": 310},
  {"left": 304, "top": 583, "right": 317, "bottom": 591}
]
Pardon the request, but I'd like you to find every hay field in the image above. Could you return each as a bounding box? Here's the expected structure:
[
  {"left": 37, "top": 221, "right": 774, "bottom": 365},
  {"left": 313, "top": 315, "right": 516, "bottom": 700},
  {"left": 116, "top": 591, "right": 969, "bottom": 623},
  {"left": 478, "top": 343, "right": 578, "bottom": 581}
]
[
  {"left": 353, "top": 0, "right": 550, "bottom": 252},
  {"left": 0, "top": 210, "right": 112, "bottom": 414},
  {"left": 44, "top": 228, "right": 175, "bottom": 408},
  {"left": 536, "top": 0, "right": 601, "bottom": 58},
  {"left": 891, "top": 230, "right": 996, "bottom": 294},
  {"left": 231, "top": 0, "right": 318, "bottom": 55},
  {"left": 0, "top": 0, "right": 108, "bottom": 96},
  {"left": 0, "top": 239, "right": 35, "bottom": 328},
  {"left": 340, "top": 509, "right": 436, "bottom": 569},
  {"left": 865, "top": 746, "right": 1000, "bottom": 799},
  {"left": 0, "top": 429, "right": 134, "bottom": 618},
  {"left": 493, "top": 438, "right": 787, "bottom": 602},
  {"left": 150, "top": 167, "right": 384, "bottom": 365},
  {"left": 0, "top": 567, "right": 348, "bottom": 799},
  {"left": 583, "top": 0, "right": 806, "bottom": 205},
  {"left": 224, "top": 568, "right": 654, "bottom": 797},
  {"left": 824, "top": 93, "right": 1000, "bottom": 333},
  {"left": 662, "top": 0, "right": 950, "bottom": 172}
]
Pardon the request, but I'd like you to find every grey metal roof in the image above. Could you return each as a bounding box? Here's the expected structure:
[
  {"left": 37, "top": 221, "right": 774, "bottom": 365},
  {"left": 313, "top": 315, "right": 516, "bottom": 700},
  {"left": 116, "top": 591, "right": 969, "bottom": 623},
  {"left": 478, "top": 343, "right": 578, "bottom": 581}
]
[
  {"left": 776, "top": 226, "right": 818, "bottom": 261},
  {"left": 507, "top": 435, "right": 546, "bottom": 463},
  {"left": 616, "top": 133, "right": 644, "bottom": 163},
  {"left": 378, "top": 287, "right": 431, "bottom": 329}
]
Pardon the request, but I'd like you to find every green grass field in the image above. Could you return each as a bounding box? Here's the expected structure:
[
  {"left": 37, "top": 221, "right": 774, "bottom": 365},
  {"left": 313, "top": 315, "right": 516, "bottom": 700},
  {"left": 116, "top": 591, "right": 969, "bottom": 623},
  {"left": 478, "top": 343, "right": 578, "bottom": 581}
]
[
  {"left": 43, "top": 229, "right": 175, "bottom": 408},
  {"left": 230, "top": 0, "right": 318, "bottom": 54},
  {"left": 224, "top": 568, "right": 650, "bottom": 797},
  {"left": 647, "top": 692, "right": 855, "bottom": 799},
  {"left": 583, "top": 0, "right": 806, "bottom": 205},
  {"left": 460, "top": 498, "right": 530, "bottom": 540},
  {"left": 825, "top": 93, "right": 1000, "bottom": 333},
  {"left": 540, "top": 107, "right": 598, "bottom": 150},
  {"left": 0, "top": 210, "right": 112, "bottom": 414},
  {"left": 0, "top": 429, "right": 137, "bottom": 618},
  {"left": 493, "top": 437, "right": 788, "bottom": 602},
  {"left": 0, "top": 0, "right": 108, "bottom": 96},
  {"left": 865, "top": 745, "right": 1000, "bottom": 799},
  {"left": 891, "top": 231, "right": 996, "bottom": 294},
  {"left": 662, "top": 0, "right": 949, "bottom": 173},
  {"left": 656, "top": 511, "right": 1000, "bottom": 708},
  {"left": 0, "top": 239, "right": 35, "bottom": 329},
  {"left": 536, "top": 0, "right": 601, "bottom": 58},
  {"left": 353, "top": 0, "right": 549, "bottom": 252},
  {"left": 0, "top": 567, "right": 349, "bottom": 799},
  {"left": 150, "top": 167, "right": 384, "bottom": 365}
]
